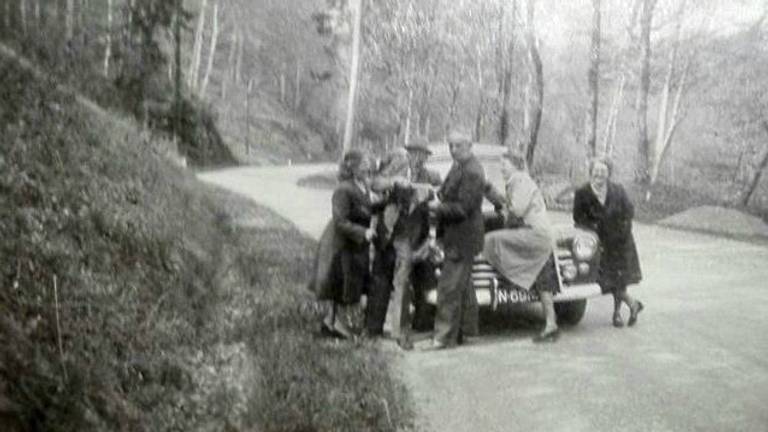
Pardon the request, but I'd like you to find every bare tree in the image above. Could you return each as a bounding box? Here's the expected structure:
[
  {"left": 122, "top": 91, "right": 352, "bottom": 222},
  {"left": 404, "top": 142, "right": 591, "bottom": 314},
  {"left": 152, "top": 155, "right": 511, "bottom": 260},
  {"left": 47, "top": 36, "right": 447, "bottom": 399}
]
[
  {"left": 586, "top": 0, "right": 601, "bottom": 156},
  {"left": 4, "top": 2, "right": 10, "bottom": 30},
  {"left": 20, "top": 0, "right": 27, "bottom": 34},
  {"left": 741, "top": 121, "right": 768, "bottom": 206},
  {"left": 636, "top": 0, "right": 657, "bottom": 185},
  {"left": 103, "top": 0, "right": 113, "bottom": 77},
  {"left": 294, "top": 60, "right": 302, "bottom": 110},
  {"left": 200, "top": 1, "right": 219, "bottom": 96},
  {"left": 65, "top": 0, "right": 74, "bottom": 40},
  {"left": 498, "top": 0, "right": 517, "bottom": 147},
  {"left": 174, "top": 0, "right": 183, "bottom": 144},
  {"left": 522, "top": 0, "right": 543, "bottom": 168},
  {"left": 342, "top": 0, "right": 363, "bottom": 154},
  {"left": 646, "top": 0, "right": 690, "bottom": 200},
  {"left": 189, "top": 0, "right": 208, "bottom": 90}
]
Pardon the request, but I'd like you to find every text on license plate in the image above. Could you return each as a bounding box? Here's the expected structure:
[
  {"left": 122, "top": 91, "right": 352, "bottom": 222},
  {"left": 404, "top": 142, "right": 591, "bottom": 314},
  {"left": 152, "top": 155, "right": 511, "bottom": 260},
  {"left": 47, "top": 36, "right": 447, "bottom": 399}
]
[{"left": 495, "top": 287, "right": 540, "bottom": 304}]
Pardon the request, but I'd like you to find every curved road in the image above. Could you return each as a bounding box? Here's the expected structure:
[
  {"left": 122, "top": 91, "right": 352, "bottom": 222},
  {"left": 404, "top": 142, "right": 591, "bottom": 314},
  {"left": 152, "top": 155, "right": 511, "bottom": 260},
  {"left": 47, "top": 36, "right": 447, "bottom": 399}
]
[{"left": 200, "top": 165, "right": 768, "bottom": 432}]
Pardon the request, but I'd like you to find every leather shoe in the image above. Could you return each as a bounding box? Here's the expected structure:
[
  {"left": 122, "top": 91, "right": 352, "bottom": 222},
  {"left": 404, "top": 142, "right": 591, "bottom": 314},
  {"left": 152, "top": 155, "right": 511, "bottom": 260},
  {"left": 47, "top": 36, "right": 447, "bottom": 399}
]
[
  {"left": 532, "top": 328, "right": 560, "bottom": 343},
  {"left": 420, "top": 340, "right": 447, "bottom": 351},
  {"left": 320, "top": 322, "right": 343, "bottom": 339},
  {"left": 628, "top": 301, "right": 644, "bottom": 327},
  {"left": 612, "top": 313, "right": 624, "bottom": 328},
  {"left": 397, "top": 338, "right": 414, "bottom": 351}
]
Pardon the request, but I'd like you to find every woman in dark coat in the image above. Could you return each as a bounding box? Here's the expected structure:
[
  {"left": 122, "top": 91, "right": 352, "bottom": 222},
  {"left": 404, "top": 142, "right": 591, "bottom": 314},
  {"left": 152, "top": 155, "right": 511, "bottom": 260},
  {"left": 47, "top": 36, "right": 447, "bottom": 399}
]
[
  {"left": 308, "top": 150, "right": 376, "bottom": 339},
  {"left": 573, "top": 157, "right": 644, "bottom": 327}
]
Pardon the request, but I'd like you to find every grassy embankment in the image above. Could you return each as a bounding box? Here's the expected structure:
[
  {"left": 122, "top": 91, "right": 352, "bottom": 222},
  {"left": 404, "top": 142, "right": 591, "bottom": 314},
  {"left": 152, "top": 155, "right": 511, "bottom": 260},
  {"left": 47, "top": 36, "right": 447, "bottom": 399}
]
[{"left": 0, "top": 59, "right": 412, "bottom": 431}]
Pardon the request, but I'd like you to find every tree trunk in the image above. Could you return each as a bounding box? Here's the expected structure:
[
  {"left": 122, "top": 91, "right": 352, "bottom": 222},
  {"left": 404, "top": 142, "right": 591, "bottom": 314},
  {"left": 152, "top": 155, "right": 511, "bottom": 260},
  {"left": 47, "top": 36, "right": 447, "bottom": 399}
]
[
  {"left": 200, "top": 1, "right": 219, "bottom": 96},
  {"left": 235, "top": 29, "right": 244, "bottom": 85},
  {"left": 602, "top": 74, "right": 626, "bottom": 156},
  {"left": 341, "top": 0, "right": 363, "bottom": 154},
  {"left": 65, "top": 0, "right": 74, "bottom": 40},
  {"left": 404, "top": 86, "right": 414, "bottom": 145},
  {"left": 498, "top": 0, "right": 516, "bottom": 147},
  {"left": 636, "top": 0, "right": 656, "bottom": 185},
  {"left": 294, "top": 60, "right": 302, "bottom": 110},
  {"left": 222, "top": 29, "right": 237, "bottom": 99},
  {"left": 446, "top": 80, "right": 461, "bottom": 137},
  {"left": 524, "top": 0, "right": 543, "bottom": 168},
  {"left": 586, "top": 0, "right": 601, "bottom": 156},
  {"left": 34, "top": 0, "right": 40, "bottom": 28},
  {"left": 741, "top": 122, "right": 768, "bottom": 206},
  {"left": 189, "top": 0, "right": 207, "bottom": 90},
  {"left": 4, "top": 2, "right": 10, "bottom": 32},
  {"left": 280, "top": 62, "right": 286, "bottom": 104},
  {"left": 20, "top": 0, "right": 27, "bottom": 34},
  {"left": 245, "top": 79, "right": 253, "bottom": 155},
  {"left": 474, "top": 53, "right": 485, "bottom": 142},
  {"left": 647, "top": 0, "right": 687, "bottom": 201},
  {"left": 174, "top": 0, "right": 183, "bottom": 145},
  {"left": 103, "top": 0, "right": 112, "bottom": 77}
]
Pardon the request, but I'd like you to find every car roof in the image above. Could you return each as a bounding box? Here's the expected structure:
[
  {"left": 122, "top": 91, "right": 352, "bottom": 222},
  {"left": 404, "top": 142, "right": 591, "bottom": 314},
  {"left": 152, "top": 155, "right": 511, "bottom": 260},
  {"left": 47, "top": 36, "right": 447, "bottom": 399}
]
[{"left": 427, "top": 142, "right": 507, "bottom": 162}]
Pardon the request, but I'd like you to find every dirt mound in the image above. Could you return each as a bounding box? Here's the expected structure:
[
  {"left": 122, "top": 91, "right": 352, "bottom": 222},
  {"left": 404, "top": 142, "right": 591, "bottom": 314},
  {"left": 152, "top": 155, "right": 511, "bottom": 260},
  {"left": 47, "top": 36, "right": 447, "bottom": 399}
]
[{"left": 659, "top": 206, "right": 768, "bottom": 239}]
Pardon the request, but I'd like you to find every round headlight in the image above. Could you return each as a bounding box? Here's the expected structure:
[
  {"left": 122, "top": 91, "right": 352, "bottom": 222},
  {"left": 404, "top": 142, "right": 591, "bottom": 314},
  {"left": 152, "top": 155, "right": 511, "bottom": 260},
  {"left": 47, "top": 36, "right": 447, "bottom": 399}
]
[
  {"left": 573, "top": 235, "right": 597, "bottom": 260},
  {"left": 562, "top": 263, "right": 578, "bottom": 281},
  {"left": 578, "top": 262, "right": 590, "bottom": 275}
]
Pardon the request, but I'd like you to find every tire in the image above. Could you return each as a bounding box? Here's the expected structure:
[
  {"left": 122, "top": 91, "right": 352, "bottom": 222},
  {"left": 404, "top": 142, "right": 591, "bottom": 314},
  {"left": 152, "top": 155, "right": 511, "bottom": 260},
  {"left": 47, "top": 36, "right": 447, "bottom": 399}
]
[{"left": 554, "top": 299, "right": 587, "bottom": 326}]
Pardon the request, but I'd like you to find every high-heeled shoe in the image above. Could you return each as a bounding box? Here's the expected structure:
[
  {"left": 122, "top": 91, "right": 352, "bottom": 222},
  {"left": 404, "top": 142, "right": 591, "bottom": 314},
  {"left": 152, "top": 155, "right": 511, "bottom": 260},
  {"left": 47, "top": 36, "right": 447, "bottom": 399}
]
[
  {"left": 612, "top": 313, "right": 625, "bottom": 328},
  {"left": 628, "top": 301, "right": 644, "bottom": 327},
  {"left": 532, "top": 328, "right": 560, "bottom": 343}
]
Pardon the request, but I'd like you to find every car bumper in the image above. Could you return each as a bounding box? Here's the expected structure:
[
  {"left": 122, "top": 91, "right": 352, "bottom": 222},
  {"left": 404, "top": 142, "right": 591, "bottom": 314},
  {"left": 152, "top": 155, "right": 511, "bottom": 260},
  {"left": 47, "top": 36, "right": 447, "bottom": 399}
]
[{"left": 425, "top": 283, "right": 602, "bottom": 306}]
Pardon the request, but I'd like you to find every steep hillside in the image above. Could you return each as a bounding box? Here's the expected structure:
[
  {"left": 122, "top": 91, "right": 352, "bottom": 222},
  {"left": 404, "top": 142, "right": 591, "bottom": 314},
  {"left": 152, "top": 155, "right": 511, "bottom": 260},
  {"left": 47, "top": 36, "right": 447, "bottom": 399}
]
[{"left": 0, "top": 58, "right": 411, "bottom": 431}]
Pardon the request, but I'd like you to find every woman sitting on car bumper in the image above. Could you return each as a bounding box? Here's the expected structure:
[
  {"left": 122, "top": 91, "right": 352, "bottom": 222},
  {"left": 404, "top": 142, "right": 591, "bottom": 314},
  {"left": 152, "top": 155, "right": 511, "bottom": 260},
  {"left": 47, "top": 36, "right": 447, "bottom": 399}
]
[{"left": 482, "top": 150, "right": 560, "bottom": 342}]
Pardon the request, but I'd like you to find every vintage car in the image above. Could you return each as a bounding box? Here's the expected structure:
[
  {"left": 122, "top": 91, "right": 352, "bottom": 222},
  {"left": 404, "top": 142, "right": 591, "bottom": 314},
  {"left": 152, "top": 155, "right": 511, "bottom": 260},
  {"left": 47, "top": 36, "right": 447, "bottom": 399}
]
[
  {"left": 424, "top": 215, "right": 602, "bottom": 325},
  {"left": 422, "top": 143, "right": 604, "bottom": 325}
]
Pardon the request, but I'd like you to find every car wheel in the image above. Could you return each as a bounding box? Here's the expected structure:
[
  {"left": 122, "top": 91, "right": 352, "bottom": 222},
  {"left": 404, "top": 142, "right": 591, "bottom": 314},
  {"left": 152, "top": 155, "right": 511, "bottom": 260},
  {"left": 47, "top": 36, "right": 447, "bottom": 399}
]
[{"left": 554, "top": 299, "right": 587, "bottom": 326}]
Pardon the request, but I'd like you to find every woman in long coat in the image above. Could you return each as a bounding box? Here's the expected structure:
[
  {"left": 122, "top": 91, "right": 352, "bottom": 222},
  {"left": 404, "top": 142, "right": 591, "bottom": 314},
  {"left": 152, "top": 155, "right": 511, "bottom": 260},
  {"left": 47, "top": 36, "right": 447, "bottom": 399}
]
[
  {"left": 308, "top": 150, "right": 376, "bottom": 339},
  {"left": 483, "top": 151, "right": 560, "bottom": 342},
  {"left": 573, "top": 157, "right": 644, "bottom": 327}
]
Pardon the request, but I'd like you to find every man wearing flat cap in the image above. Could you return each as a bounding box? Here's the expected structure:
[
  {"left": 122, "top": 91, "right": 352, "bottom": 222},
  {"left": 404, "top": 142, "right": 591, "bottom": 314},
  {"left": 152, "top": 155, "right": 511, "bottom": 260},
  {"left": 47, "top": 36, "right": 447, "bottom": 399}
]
[
  {"left": 404, "top": 137, "right": 442, "bottom": 332},
  {"left": 405, "top": 136, "right": 442, "bottom": 188},
  {"left": 425, "top": 130, "right": 486, "bottom": 349},
  {"left": 365, "top": 139, "right": 440, "bottom": 349}
]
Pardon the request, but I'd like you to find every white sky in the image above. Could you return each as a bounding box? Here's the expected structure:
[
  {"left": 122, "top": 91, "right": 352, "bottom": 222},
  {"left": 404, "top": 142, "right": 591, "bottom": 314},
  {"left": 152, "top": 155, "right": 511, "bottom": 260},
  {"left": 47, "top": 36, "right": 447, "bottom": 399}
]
[{"left": 536, "top": 0, "right": 766, "bottom": 50}]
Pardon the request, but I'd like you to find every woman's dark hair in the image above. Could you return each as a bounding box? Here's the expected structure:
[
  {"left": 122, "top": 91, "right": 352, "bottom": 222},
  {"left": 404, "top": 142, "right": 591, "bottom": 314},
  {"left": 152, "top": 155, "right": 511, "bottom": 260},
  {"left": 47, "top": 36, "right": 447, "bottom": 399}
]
[
  {"left": 338, "top": 149, "right": 366, "bottom": 180},
  {"left": 588, "top": 156, "right": 613, "bottom": 178}
]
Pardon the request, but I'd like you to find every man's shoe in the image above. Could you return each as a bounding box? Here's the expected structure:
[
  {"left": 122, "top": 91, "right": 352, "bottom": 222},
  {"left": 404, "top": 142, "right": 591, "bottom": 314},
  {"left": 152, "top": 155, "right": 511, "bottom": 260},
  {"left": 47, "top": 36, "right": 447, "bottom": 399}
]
[
  {"left": 420, "top": 340, "right": 447, "bottom": 351},
  {"left": 397, "top": 337, "right": 414, "bottom": 351}
]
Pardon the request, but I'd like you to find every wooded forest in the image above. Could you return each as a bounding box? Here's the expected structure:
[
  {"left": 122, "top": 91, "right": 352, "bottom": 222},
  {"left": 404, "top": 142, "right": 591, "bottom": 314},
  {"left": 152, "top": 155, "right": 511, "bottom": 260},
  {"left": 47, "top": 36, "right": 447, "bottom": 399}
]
[{"left": 1, "top": 0, "right": 767, "bottom": 214}]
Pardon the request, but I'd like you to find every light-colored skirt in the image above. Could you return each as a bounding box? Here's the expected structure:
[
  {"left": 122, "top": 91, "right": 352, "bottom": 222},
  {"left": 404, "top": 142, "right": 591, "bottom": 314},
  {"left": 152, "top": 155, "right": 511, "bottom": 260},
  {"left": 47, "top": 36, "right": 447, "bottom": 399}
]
[{"left": 482, "top": 227, "right": 552, "bottom": 290}]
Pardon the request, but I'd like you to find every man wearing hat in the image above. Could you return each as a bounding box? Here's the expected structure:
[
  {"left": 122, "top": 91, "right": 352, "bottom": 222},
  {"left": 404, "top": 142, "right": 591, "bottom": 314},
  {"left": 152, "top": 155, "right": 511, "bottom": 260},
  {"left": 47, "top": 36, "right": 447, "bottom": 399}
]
[
  {"left": 425, "top": 130, "right": 486, "bottom": 349},
  {"left": 405, "top": 137, "right": 442, "bottom": 187},
  {"left": 404, "top": 137, "right": 442, "bottom": 332},
  {"left": 365, "top": 139, "right": 439, "bottom": 349}
]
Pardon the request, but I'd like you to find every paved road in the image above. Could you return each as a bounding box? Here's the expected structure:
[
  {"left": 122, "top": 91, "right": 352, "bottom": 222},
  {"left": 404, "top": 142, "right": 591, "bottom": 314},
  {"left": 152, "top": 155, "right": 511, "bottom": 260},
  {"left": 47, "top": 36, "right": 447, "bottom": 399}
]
[{"left": 200, "top": 165, "right": 768, "bottom": 432}]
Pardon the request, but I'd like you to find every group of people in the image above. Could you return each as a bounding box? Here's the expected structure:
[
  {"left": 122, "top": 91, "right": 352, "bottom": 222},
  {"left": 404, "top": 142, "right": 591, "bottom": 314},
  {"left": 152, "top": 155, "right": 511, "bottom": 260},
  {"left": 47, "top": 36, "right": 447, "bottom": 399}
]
[{"left": 308, "top": 130, "right": 644, "bottom": 350}]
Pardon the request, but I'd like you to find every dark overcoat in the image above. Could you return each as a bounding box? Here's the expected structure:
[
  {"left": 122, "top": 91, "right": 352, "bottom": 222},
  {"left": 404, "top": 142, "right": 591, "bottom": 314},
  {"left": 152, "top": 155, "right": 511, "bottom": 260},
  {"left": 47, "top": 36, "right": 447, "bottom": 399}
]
[
  {"left": 308, "top": 180, "right": 372, "bottom": 304},
  {"left": 573, "top": 182, "right": 642, "bottom": 292},
  {"left": 435, "top": 155, "right": 486, "bottom": 259}
]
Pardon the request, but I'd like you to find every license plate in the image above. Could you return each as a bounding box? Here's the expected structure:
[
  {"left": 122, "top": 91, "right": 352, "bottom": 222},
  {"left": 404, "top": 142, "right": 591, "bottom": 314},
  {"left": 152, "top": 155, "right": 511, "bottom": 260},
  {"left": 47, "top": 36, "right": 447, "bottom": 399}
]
[{"left": 494, "top": 286, "right": 539, "bottom": 304}]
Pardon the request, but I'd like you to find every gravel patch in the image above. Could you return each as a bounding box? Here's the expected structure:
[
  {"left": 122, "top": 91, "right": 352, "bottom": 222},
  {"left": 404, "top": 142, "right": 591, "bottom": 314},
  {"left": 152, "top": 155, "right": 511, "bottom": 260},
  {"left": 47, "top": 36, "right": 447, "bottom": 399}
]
[{"left": 659, "top": 205, "right": 768, "bottom": 240}]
